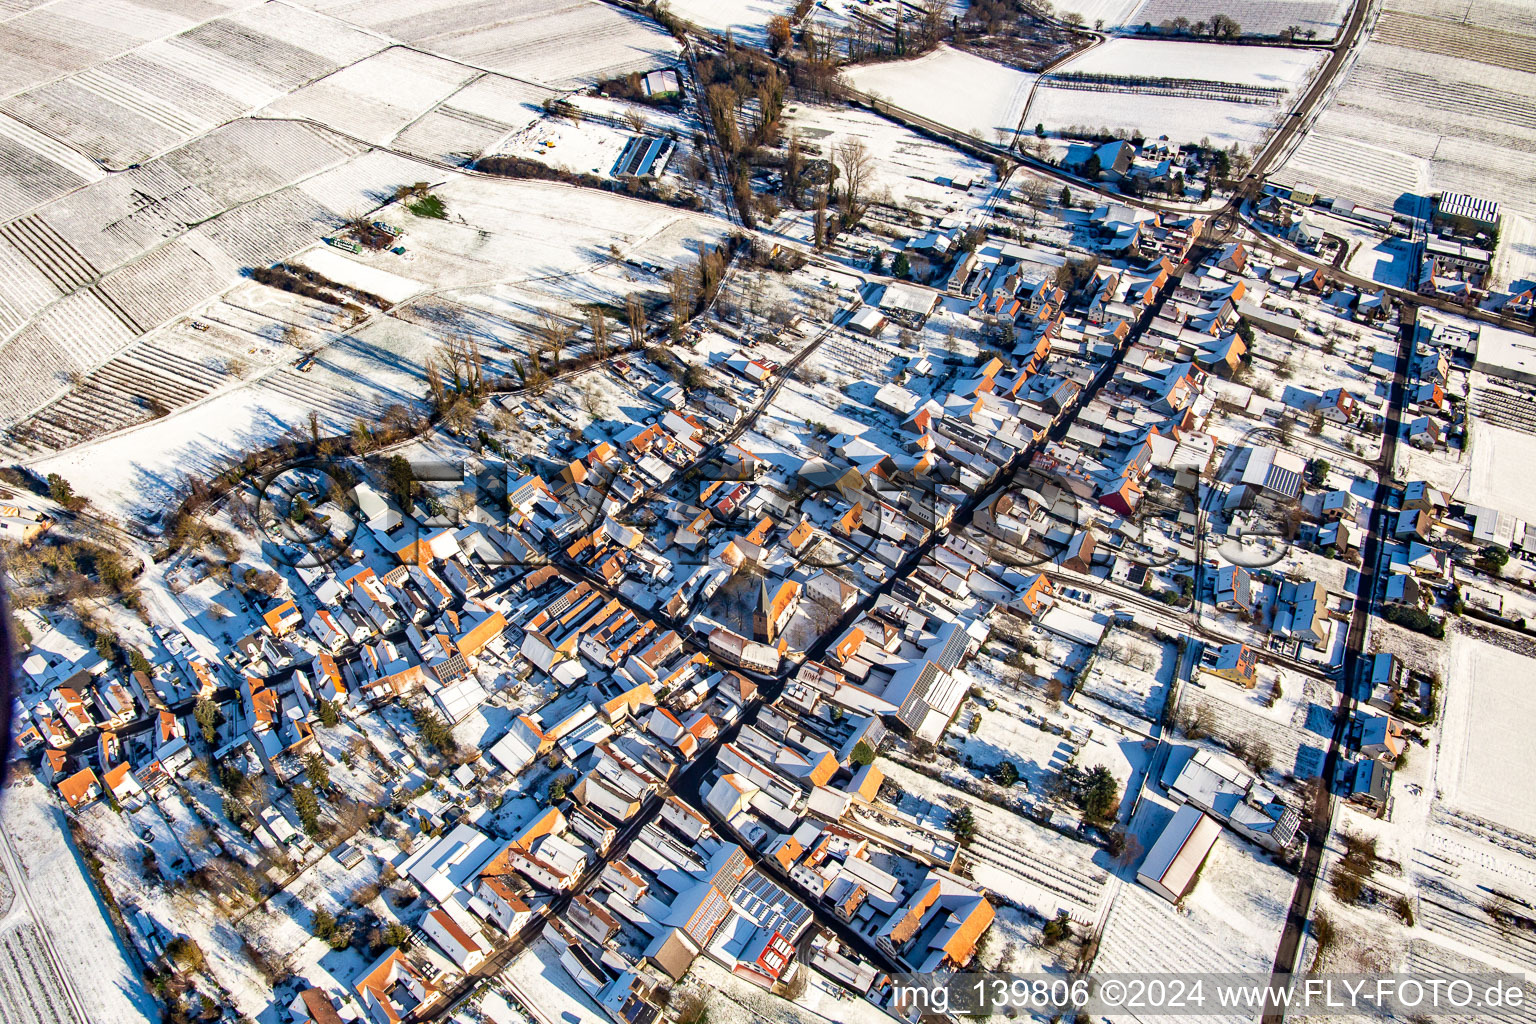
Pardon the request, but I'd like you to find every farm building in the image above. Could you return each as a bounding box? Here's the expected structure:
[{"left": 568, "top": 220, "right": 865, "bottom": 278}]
[
  {"left": 1137, "top": 805, "right": 1221, "bottom": 904},
  {"left": 1472, "top": 324, "right": 1536, "bottom": 386},
  {"left": 643, "top": 68, "right": 682, "bottom": 97},
  {"left": 1237, "top": 445, "right": 1305, "bottom": 500},
  {"left": 1235, "top": 300, "right": 1303, "bottom": 340},
  {"left": 612, "top": 135, "right": 674, "bottom": 178},
  {"left": 846, "top": 305, "right": 888, "bottom": 337},
  {"left": 876, "top": 282, "right": 939, "bottom": 328},
  {"left": 1432, "top": 192, "right": 1500, "bottom": 237}
]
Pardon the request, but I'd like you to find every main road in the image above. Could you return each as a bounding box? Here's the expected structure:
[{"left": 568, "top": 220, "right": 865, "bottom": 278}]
[{"left": 1260, "top": 303, "right": 1412, "bottom": 1022}]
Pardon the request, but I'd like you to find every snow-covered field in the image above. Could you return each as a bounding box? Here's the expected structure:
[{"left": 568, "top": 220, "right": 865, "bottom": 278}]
[
  {"left": 1492, "top": 212, "right": 1536, "bottom": 291},
  {"left": 1442, "top": 632, "right": 1536, "bottom": 835},
  {"left": 784, "top": 103, "right": 1000, "bottom": 211},
  {"left": 1024, "top": 38, "right": 1322, "bottom": 146},
  {"left": 1051, "top": 38, "right": 1324, "bottom": 88},
  {"left": 1100, "top": 803, "right": 1292, "bottom": 986},
  {"left": 259, "top": 47, "right": 477, "bottom": 147},
  {"left": 0, "top": 776, "right": 155, "bottom": 1024},
  {"left": 1275, "top": 3, "right": 1536, "bottom": 217},
  {"left": 1126, "top": 0, "right": 1352, "bottom": 38},
  {"left": 1027, "top": 85, "right": 1285, "bottom": 146},
  {"left": 663, "top": 0, "right": 790, "bottom": 45},
  {"left": 29, "top": 175, "right": 728, "bottom": 521},
  {"left": 844, "top": 46, "right": 1039, "bottom": 141},
  {"left": 1341, "top": 224, "right": 1420, "bottom": 290},
  {"left": 1059, "top": 0, "right": 1149, "bottom": 28},
  {"left": 295, "top": 247, "right": 426, "bottom": 305},
  {"left": 1467, "top": 419, "right": 1536, "bottom": 523},
  {"left": 301, "top": 0, "right": 681, "bottom": 89},
  {"left": 505, "top": 934, "right": 610, "bottom": 1024}
]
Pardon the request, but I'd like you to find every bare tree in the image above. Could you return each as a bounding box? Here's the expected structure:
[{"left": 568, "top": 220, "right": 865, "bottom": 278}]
[
  {"left": 537, "top": 310, "right": 576, "bottom": 370},
  {"left": 623, "top": 109, "right": 649, "bottom": 133},
  {"left": 582, "top": 387, "right": 609, "bottom": 423},
  {"left": 588, "top": 308, "right": 609, "bottom": 358},
  {"left": 626, "top": 293, "right": 648, "bottom": 349},
  {"left": 669, "top": 267, "right": 696, "bottom": 336},
  {"left": 919, "top": 0, "right": 948, "bottom": 45},
  {"left": 785, "top": 130, "right": 804, "bottom": 208},
  {"left": 834, "top": 137, "right": 873, "bottom": 230}
]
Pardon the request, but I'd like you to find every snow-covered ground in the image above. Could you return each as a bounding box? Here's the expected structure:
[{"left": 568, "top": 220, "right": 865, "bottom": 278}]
[
  {"left": 663, "top": 0, "right": 791, "bottom": 46},
  {"left": 1491, "top": 212, "right": 1536, "bottom": 291},
  {"left": 844, "top": 46, "right": 1040, "bottom": 141},
  {"left": 0, "top": 775, "right": 156, "bottom": 1024},
  {"left": 1051, "top": 38, "right": 1324, "bottom": 88},
  {"left": 1025, "top": 38, "right": 1323, "bottom": 146},
  {"left": 1059, "top": 0, "right": 1149, "bottom": 28},
  {"left": 1467, "top": 418, "right": 1536, "bottom": 523},
  {"left": 1275, "top": 5, "right": 1536, "bottom": 218},
  {"left": 1102, "top": 800, "right": 1293, "bottom": 987},
  {"left": 29, "top": 175, "right": 729, "bottom": 521},
  {"left": 1441, "top": 632, "right": 1536, "bottom": 835},
  {"left": 783, "top": 102, "right": 1001, "bottom": 213},
  {"left": 504, "top": 934, "right": 611, "bottom": 1024},
  {"left": 1125, "top": 0, "right": 1352, "bottom": 39},
  {"left": 302, "top": 0, "right": 682, "bottom": 90}
]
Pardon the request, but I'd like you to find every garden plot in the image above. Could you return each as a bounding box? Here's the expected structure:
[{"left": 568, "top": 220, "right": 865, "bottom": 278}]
[
  {"left": 1177, "top": 665, "right": 1335, "bottom": 780},
  {"left": 176, "top": 775, "right": 267, "bottom": 865},
  {"left": 260, "top": 47, "right": 477, "bottom": 147},
  {"left": 1492, "top": 212, "right": 1536, "bottom": 292},
  {"left": 947, "top": 693, "right": 1094, "bottom": 797},
  {"left": 0, "top": 777, "right": 157, "bottom": 1024},
  {"left": 1098, "top": 799, "right": 1292, "bottom": 982},
  {"left": 1077, "top": 629, "right": 1177, "bottom": 721},
  {"left": 881, "top": 758, "right": 1111, "bottom": 922},
  {"left": 1441, "top": 632, "right": 1536, "bottom": 837},
  {"left": 1343, "top": 225, "right": 1420, "bottom": 290},
  {"left": 78, "top": 791, "right": 308, "bottom": 1020},
  {"left": 485, "top": 110, "right": 645, "bottom": 180},
  {"left": 844, "top": 45, "right": 1039, "bottom": 140},
  {"left": 1127, "top": 0, "right": 1350, "bottom": 38}
]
